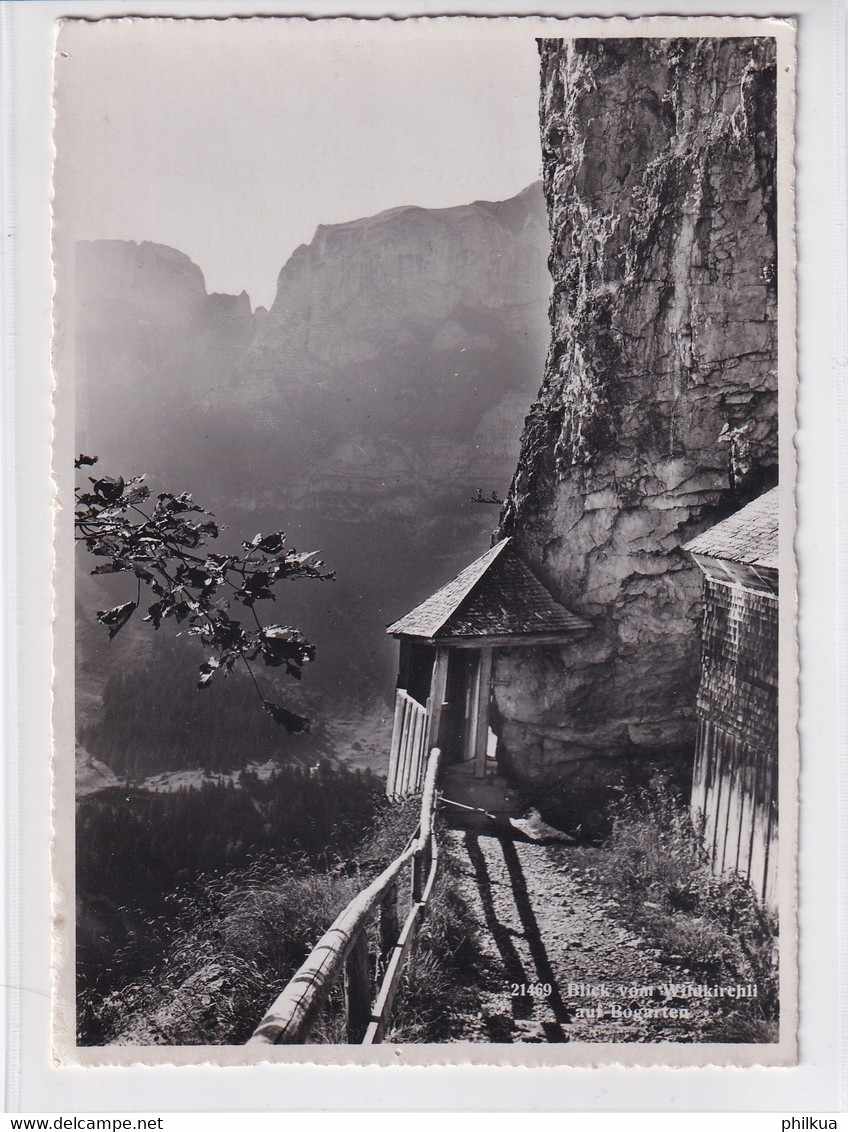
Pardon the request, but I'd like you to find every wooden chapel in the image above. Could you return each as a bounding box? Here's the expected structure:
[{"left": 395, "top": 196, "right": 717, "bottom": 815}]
[{"left": 384, "top": 537, "right": 591, "bottom": 798}]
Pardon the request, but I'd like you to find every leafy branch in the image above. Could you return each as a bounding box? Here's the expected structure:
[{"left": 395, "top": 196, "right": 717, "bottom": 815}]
[{"left": 74, "top": 455, "right": 334, "bottom": 733}]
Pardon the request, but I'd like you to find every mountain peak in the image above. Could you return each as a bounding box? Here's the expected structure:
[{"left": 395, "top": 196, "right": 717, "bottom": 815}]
[
  {"left": 303, "top": 182, "right": 544, "bottom": 252},
  {"left": 269, "top": 182, "right": 548, "bottom": 327}
]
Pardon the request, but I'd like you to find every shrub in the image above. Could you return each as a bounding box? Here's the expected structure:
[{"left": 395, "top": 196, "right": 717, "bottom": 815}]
[
  {"left": 80, "top": 798, "right": 422, "bottom": 1046},
  {"left": 581, "top": 785, "right": 779, "bottom": 1041},
  {"left": 81, "top": 859, "right": 361, "bottom": 1045}
]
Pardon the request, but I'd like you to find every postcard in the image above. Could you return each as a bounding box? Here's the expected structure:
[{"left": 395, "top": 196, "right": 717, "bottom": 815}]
[{"left": 50, "top": 13, "right": 797, "bottom": 1068}]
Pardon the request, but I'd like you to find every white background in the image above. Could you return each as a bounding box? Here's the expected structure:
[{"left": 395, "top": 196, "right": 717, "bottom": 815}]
[{"left": 1, "top": 0, "right": 845, "bottom": 1114}]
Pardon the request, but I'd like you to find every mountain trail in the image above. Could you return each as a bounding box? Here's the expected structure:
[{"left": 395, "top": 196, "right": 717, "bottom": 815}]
[{"left": 441, "top": 827, "right": 723, "bottom": 1043}]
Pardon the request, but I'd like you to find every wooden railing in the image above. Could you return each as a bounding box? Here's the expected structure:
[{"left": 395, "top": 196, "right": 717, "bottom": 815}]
[
  {"left": 246, "top": 746, "right": 441, "bottom": 1046},
  {"left": 386, "top": 689, "right": 428, "bottom": 799}
]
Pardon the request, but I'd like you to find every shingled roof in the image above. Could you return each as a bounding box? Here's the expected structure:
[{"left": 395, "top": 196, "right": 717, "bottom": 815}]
[
  {"left": 684, "top": 488, "right": 779, "bottom": 570},
  {"left": 386, "top": 538, "right": 591, "bottom": 642}
]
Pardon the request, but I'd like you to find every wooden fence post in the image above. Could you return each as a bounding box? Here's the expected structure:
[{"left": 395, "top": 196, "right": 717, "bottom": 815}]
[
  {"left": 248, "top": 749, "right": 442, "bottom": 1047},
  {"left": 379, "top": 884, "right": 398, "bottom": 966},
  {"left": 424, "top": 650, "right": 449, "bottom": 753},
  {"left": 344, "top": 930, "right": 372, "bottom": 1043},
  {"left": 412, "top": 841, "right": 431, "bottom": 903}
]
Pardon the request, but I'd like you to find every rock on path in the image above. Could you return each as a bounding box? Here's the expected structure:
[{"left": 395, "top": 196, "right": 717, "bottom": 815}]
[{"left": 442, "top": 827, "right": 719, "bottom": 1044}]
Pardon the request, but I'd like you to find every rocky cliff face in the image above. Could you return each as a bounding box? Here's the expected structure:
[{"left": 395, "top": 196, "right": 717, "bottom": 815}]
[
  {"left": 266, "top": 186, "right": 547, "bottom": 365},
  {"left": 495, "top": 38, "right": 778, "bottom": 803}
]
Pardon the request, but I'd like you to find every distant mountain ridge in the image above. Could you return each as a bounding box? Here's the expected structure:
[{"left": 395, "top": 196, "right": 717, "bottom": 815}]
[{"left": 71, "top": 183, "right": 551, "bottom": 774}]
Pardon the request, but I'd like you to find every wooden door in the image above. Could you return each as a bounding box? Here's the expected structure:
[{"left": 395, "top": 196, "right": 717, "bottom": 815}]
[{"left": 442, "top": 650, "right": 475, "bottom": 765}]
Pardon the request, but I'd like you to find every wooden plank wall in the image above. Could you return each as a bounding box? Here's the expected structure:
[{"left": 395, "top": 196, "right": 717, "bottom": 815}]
[
  {"left": 694, "top": 720, "right": 777, "bottom": 906},
  {"left": 691, "top": 577, "right": 778, "bottom": 909},
  {"left": 696, "top": 579, "right": 778, "bottom": 753}
]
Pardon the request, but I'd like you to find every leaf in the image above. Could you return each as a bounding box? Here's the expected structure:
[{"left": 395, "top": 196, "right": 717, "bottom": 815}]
[
  {"left": 237, "top": 571, "right": 273, "bottom": 606},
  {"left": 197, "top": 658, "right": 220, "bottom": 689},
  {"left": 91, "top": 560, "right": 131, "bottom": 574},
  {"left": 262, "top": 700, "right": 309, "bottom": 734},
  {"left": 173, "top": 601, "right": 191, "bottom": 623},
  {"left": 154, "top": 491, "right": 203, "bottom": 516},
  {"left": 205, "top": 613, "right": 243, "bottom": 649},
  {"left": 91, "top": 476, "right": 125, "bottom": 504},
  {"left": 256, "top": 532, "right": 286, "bottom": 554},
  {"left": 75, "top": 454, "right": 98, "bottom": 468},
  {"left": 85, "top": 540, "right": 112, "bottom": 556},
  {"left": 263, "top": 625, "right": 305, "bottom": 642},
  {"left": 175, "top": 564, "right": 215, "bottom": 591},
  {"left": 288, "top": 550, "right": 324, "bottom": 569},
  {"left": 143, "top": 601, "right": 165, "bottom": 629},
  {"left": 96, "top": 601, "right": 137, "bottom": 639},
  {"left": 124, "top": 483, "right": 151, "bottom": 506},
  {"left": 257, "top": 625, "right": 312, "bottom": 669}
]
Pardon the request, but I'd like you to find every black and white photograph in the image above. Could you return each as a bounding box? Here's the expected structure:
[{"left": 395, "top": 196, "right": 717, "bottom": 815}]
[{"left": 51, "top": 15, "right": 796, "bottom": 1064}]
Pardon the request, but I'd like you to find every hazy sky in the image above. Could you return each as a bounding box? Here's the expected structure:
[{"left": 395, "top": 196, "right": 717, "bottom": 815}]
[{"left": 54, "top": 18, "right": 543, "bottom": 309}]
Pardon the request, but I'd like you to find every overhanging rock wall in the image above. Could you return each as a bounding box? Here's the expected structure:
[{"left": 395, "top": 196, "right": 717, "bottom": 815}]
[{"left": 495, "top": 37, "right": 778, "bottom": 807}]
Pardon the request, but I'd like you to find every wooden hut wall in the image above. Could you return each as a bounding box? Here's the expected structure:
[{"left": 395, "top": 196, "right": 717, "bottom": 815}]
[{"left": 691, "top": 576, "right": 778, "bottom": 907}]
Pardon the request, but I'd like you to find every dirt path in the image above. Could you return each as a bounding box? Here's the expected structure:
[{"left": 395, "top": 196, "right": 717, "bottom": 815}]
[{"left": 442, "top": 827, "right": 730, "bottom": 1043}]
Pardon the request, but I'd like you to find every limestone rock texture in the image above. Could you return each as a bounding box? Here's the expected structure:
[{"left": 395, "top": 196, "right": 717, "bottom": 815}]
[{"left": 495, "top": 38, "right": 778, "bottom": 806}]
